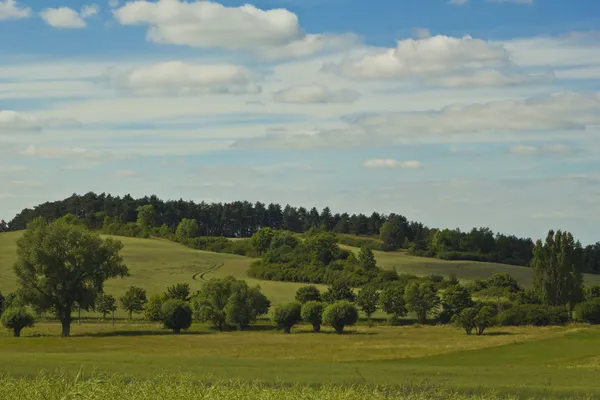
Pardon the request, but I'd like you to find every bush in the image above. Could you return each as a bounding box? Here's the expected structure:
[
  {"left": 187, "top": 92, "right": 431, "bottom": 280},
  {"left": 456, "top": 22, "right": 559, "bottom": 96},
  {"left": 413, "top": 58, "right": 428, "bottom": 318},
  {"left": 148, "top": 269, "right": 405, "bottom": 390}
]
[
  {"left": 295, "top": 285, "right": 321, "bottom": 304},
  {"left": 1, "top": 307, "right": 35, "bottom": 337},
  {"left": 574, "top": 298, "right": 600, "bottom": 324},
  {"left": 271, "top": 302, "right": 302, "bottom": 334},
  {"left": 144, "top": 294, "right": 167, "bottom": 322},
  {"left": 301, "top": 301, "right": 326, "bottom": 332},
  {"left": 160, "top": 299, "right": 192, "bottom": 334},
  {"left": 323, "top": 301, "right": 359, "bottom": 334},
  {"left": 452, "top": 307, "right": 478, "bottom": 335},
  {"left": 498, "top": 304, "right": 569, "bottom": 326}
]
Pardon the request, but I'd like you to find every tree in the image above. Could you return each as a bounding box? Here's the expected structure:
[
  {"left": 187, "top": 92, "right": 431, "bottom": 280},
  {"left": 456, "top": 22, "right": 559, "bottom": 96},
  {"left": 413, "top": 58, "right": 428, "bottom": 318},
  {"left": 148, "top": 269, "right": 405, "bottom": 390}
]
[
  {"left": 439, "top": 285, "right": 474, "bottom": 324},
  {"left": 301, "top": 301, "right": 326, "bottom": 332},
  {"left": 474, "top": 305, "right": 496, "bottom": 335},
  {"left": 271, "top": 302, "right": 302, "bottom": 334},
  {"left": 144, "top": 294, "right": 167, "bottom": 322},
  {"left": 120, "top": 286, "right": 147, "bottom": 320},
  {"left": 95, "top": 294, "right": 117, "bottom": 320},
  {"left": 250, "top": 227, "right": 275, "bottom": 254},
  {"left": 176, "top": 218, "right": 199, "bottom": 242},
  {"left": 574, "top": 298, "right": 600, "bottom": 324},
  {"left": 487, "top": 273, "right": 521, "bottom": 293},
  {"left": 323, "top": 301, "right": 359, "bottom": 334},
  {"left": 165, "top": 283, "right": 191, "bottom": 301},
  {"left": 323, "top": 281, "right": 355, "bottom": 304},
  {"left": 358, "top": 245, "right": 377, "bottom": 270},
  {"left": 584, "top": 285, "right": 600, "bottom": 301},
  {"left": 295, "top": 285, "right": 321, "bottom": 304},
  {"left": 304, "top": 233, "right": 339, "bottom": 265},
  {"left": 380, "top": 215, "right": 409, "bottom": 251},
  {"left": 161, "top": 299, "right": 192, "bottom": 333},
  {"left": 224, "top": 281, "right": 270, "bottom": 330},
  {"left": 0, "top": 291, "right": 4, "bottom": 316},
  {"left": 356, "top": 285, "right": 379, "bottom": 319},
  {"left": 532, "top": 230, "right": 584, "bottom": 311},
  {"left": 1, "top": 307, "right": 35, "bottom": 337},
  {"left": 452, "top": 307, "right": 478, "bottom": 335},
  {"left": 404, "top": 282, "right": 441, "bottom": 324},
  {"left": 192, "top": 277, "right": 237, "bottom": 331},
  {"left": 14, "top": 217, "right": 128, "bottom": 337},
  {"left": 379, "top": 284, "right": 408, "bottom": 320},
  {"left": 136, "top": 205, "right": 155, "bottom": 232}
]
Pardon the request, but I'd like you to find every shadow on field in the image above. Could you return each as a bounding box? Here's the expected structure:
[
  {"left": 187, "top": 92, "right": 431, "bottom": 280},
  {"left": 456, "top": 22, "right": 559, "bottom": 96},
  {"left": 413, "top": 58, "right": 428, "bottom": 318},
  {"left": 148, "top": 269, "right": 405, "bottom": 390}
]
[
  {"left": 483, "top": 331, "right": 515, "bottom": 336},
  {"left": 295, "top": 330, "right": 377, "bottom": 336},
  {"left": 77, "top": 330, "right": 214, "bottom": 338}
]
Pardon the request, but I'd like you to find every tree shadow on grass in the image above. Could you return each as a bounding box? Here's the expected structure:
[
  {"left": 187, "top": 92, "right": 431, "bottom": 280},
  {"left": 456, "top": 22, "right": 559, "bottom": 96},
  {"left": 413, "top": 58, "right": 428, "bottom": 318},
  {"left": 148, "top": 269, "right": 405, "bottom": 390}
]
[
  {"left": 483, "top": 331, "right": 515, "bottom": 336},
  {"left": 294, "top": 330, "right": 378, "bottom": 336},
  {"left": 77, "top": 330, "right": 214, "bottom": 338}
]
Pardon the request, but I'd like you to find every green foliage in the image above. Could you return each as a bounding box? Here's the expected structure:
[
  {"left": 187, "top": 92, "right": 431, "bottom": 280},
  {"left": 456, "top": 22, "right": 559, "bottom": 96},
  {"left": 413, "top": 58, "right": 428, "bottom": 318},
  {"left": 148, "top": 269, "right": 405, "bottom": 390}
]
[
  {"left": 144, "top": 294, "right": 167, "bottom": 322},
  {"left": 95, "top": 294, "right": 117, "bottom": 319},
  {"left": 14, "top": 217, "right": 129, "bottom": 336},
  {"left": 452, "top": 307, "right": 478, "bottom": 335},
  {"left": 120, "top": 286, "right": 147, "bottom": 320},
  {"left": 379, "top": 216, "right": 409, "bottom": 251},
  {"left": 323, "top": 281, "right": 355, "bottom": 304},
  {"left": 165, "top": 283, "right": 191, "bottom": 301},
  {"left": 175, "top": 218, "right": 199, "bottom": 242},
  {"left": 323, "top": 301, "right": 359, "bottom": 334},
  {"left": 336, "top": 235, "right": 381, "bottom": 250},
  {"left": 0, "top": 291, "right": 4, "bottom": 317},
  {"left": 0, "top": 307, "right": 35, "bottom": 337},
  {"left": 532, "top": 230, "right": 584, "bottom": 308},
  {"left": 271, "top": 302, "right": 302, "bottom": 334},
  {"left": 474, "top": 305, "right": 496, "bottom": 335},
  {"left": 574, "top": 298, "right": 600, "bottom": 324},
  {"left": 356, "top": 285, "right": 379, "bottom": 318},
  {"left": 486, "top": 273, "right": 522, "bottom": 293},
  {"left": 192, "top": 277, "right": 237, "bottom": 331},
  {"left": 514, "top": 289, "right": 543, "bottom": 305},
  {"left": 439, "top": 284, "right": 474, "bottom": 324},
  {"left": 160, "top": 299, "right": 192, "bottom": 334},
  {"left": 497, "top": 304, "right": 569, "bottom": 326},
  {"left": 452, "top": 305, "right": 496, "bottom": 336},
  {"left": 224, "top": 281, "right": 270, "bottom": 330},
  {"left": 250, "top": 227, "right": 275, "bottom": 254},
  {"left": 305, "top": 233, "right": 339, "bottom": 265},
  {"left": 300, "top": 301, "right": 326, "bottom": 332},
  {"left": 404, "top": 282, "right": 441, "bottom": 324},
  {"left": 136, "top": 205, "right": 156, "bottom": 232},
  {"left": 584, "top": 285, "right": 600, "bottom": 300},
  {"left": 295, "top": 285, "right": 321, "bottom": 304},
  {"left": 357, "top": 245, "right": 377, "bottom": 270},
  {"left": 379, "top": 284, "right": 408, "bottom": 319}
]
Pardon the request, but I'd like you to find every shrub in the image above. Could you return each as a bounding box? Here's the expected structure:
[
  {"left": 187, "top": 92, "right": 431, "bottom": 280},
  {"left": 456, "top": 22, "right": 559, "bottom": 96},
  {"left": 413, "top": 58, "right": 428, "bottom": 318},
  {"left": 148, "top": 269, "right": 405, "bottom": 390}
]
[
  {"left": 1, "top": 307, "right": 35, "bottom": 337},
  {"left": 323, "top": 301, "right": 359, "bottom": 334},
  {"left": 161, "top": 299, "right": 192, "bottom": 334},
  {"left": 574, "top": 298, "right": 600, "bottom": 324},
  {"left": 144, "top": 294, "right": 167, "bottom": 322},
  {"left": 271, "top": 302, "right": 302, "bottom": 334},
  {"left": 584, "top": 285, "right": 600, "bottom": 301},
  {"left": 295, "top": 285, "right": 321, "bottom": 304},
  {"left": 498, "top": 304, "right": 569, "bottom": 326},
  {"left": 452, "top": 307, "right": 478, "bottom": 335},
  {"left": 301, "top": 301, "right": 326, "bottom": 332}
]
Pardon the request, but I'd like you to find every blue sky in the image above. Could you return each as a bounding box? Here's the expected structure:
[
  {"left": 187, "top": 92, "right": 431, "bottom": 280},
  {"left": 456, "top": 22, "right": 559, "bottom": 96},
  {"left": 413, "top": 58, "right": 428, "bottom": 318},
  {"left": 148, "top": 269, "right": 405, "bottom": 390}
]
[{"left": 1, "top": 0, "right": 600, "bottom": 244}]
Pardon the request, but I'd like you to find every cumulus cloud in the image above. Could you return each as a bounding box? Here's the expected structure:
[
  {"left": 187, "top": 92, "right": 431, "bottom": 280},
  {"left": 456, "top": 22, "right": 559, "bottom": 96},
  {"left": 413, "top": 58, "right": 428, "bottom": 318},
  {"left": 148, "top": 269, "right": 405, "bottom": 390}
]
[
  {"left": 323, "top": 34, "right": 550, "bottom": 87},
  {"left": 0, "top": 0, "right": 30, "bottom": 20},
  {"left": 81, "top": 4, "right": 100, "bottom": 17},
  {"left": 509, "top": 144, "right": 574, "bottom": 155},
  {"left": 362, "top": 159, "right": 422, "bottom": 169},
  {"left": 99, "top": 61, "right": 262, "bottom": 96},
  {"left": 273, "top": 84, "right": 361, "bottom": 104},
  {"left": 113, "top": 0, "right": 358, "bottom": 59},
  {"left": 41, "top": 7, "right": 86, "bottom": 28}
]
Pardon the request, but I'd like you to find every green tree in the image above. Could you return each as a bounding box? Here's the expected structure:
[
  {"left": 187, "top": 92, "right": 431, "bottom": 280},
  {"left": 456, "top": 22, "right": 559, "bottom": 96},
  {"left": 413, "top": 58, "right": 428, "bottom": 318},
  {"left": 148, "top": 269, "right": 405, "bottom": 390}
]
[
  {"left": 304, "top": 233, "right": 339, "bottom": 265},
  {"left": 301, "top": 301, "right": 326, "bottom": 332},
  {"left": 1, "top": 307, "right": 35, "bottom": 337},
  {"left": 193, "top": 277, "right": 236, "bottom": 331},
  {"left": 532, "top": 230, "right": 584, "bottom": 311},
  {"left": 120, "top": 286, "right": 147, "bottom": 320},
  {"left": 14, "top": 217, "right": 128, "bottom": 337},
  {"left": 136, "top": 205, "right": 156, "bottom": 232},
  {"left": 452, "top": 307, "right": 478, "bottom": 335},
  {"left": 250, "top": 227, "right": 275, "bottom": 254},
  {"left": 379, "top": 284, "right": 408, "bottom": 320},
  {"left": 474, "top": 305, "right": 496, "bottom": 335},
  {"left": 144, "top": 294, "right": 167, "bottom": 322},
  {"left": 223, "top": 280, "right": 270, "bottom": 330},
  {"left": 161, "top": 299, "right": 192, "bottom": 334},
  {"left": 165, "top": 283, "right": 191, "bottom": 301},
  {"left": 439, "top": 285, "right": 474, "bottom": 323},
  {"left": 175, "top": 218, "right": 199, "bottom": 242},
  {"left": 358, "top": 245, "right": 377, "bottom": 270},
  {"left": 356, "top": 285, "right": 379, "bottom": 319},
  {"left": 404, "top": 282, "right": 441, "bottom": 324},
  {"left": 295, "top": 285, "right": 321, "bottom": 304},
  {"left": 323, "top": 301, "right": 359, "bottom": 334},
  {"left": 379, "top": 215, "right": 409, "bottom": 251},
  {"left": 584, "top": 285, "right": 600, "bottom": 301},
  {"left": 323, "top": 281, "right": 355, "bottom": 304},
  {"left": 95, "top": 293, "right": 117, "bottom": 320},
  {"left": 574, "top": 298, "right": 600, "bottom": 324},
  {"left": 271, "top": 302, "right": 302, "bottom": 334}
]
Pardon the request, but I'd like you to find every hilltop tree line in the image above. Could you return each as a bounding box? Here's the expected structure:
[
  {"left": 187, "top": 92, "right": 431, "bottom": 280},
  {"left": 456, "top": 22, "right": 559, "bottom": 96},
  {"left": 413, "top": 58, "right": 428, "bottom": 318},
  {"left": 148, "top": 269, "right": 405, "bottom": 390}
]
[{"left": 4, "top": 192, "right": 600, "bottom": 273}]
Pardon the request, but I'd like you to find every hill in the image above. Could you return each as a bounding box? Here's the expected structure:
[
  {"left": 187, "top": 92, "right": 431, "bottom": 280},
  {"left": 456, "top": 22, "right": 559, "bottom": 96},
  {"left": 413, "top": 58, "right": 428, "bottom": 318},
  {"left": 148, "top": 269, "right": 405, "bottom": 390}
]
[{"left": 2, "top": 231, "right": 600, "bottom": 309}]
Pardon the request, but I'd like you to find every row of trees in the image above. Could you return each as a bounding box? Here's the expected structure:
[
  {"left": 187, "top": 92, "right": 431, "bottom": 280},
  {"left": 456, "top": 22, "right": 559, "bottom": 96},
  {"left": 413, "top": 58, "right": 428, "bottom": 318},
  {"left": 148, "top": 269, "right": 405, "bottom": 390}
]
[{"left": 9, "top": 192, "right": 595, "bottom": 271}]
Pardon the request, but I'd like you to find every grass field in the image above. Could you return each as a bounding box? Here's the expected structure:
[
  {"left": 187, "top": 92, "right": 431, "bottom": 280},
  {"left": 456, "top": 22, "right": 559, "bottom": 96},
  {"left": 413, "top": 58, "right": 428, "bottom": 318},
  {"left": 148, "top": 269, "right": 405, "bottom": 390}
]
[{"left": 0, "top": 322, "right": 598, "bottom": 398}]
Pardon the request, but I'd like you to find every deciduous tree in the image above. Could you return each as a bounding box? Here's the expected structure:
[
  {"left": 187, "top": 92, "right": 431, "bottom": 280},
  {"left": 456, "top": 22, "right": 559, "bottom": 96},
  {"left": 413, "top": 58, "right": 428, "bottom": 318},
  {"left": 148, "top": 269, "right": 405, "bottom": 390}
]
[
  {"left": 1, "top": 307, "right": 35, "bottom": 337},
  {"left": 301, "top": 301, "right": 325, "bottom": 332},
  {"left": 95, "top": 293, "right": 117, "bottom": 320},
  {"left": 271, "top": 302, "right": 302, "bottom": 334},
  {"left": 404, "top": 282, "right": 440, "bottom": 324},
  {"left": 323, "top": 301, "right": 359, "bottom": 334},
  {"left": 356, "top": 285, "right": 379, "bottom": 319},
  {"left": 120, "top": 286, "right": 147, "bottom": 320},
  {"left": 161, "top": 299, "right": 192, "bottom": 334},
  {"left": 295, "top": 285, "right": 321, "bottom": 304}
]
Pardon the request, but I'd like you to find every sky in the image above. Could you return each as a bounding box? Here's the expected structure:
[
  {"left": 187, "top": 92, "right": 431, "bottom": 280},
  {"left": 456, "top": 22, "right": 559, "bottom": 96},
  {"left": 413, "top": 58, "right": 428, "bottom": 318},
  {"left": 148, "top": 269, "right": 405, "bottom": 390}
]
[{"left": 1, "top": 0, "right": 600, "bottom": 244}]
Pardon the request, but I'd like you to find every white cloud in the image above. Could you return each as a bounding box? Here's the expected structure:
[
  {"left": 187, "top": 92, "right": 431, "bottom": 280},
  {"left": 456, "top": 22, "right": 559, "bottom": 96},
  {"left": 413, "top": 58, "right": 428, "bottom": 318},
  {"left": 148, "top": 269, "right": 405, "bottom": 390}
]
[
  {"left": 40, "top": 7, "right": 87, "bottom": 28},
  {"left": 427, "top": 70, "right": 554, "bottom": 88},
  {"left": 509, "top": 144, "right": 574, "bottom": 155},
  {"left": 362, "top": 159, "right": 422, "bottom": 169},
  {"left": 113, "top": 0, "right": 358, "bottom": 59},
  {"left": 273, "top": 84, "right": 361, "bottom": 104},
  {"left": 108, "top": 0, "right": 119, "bottom": 8},
  {"left": 0, "top": 0, "right": 31, "bottom": 20},
  {"left": 99, "top": 61, "right": 262, "bottom": 96},
  {"left": 81, "top": 4, "right": 100, "bottom": 17},
  {"left": 0, "top": 110, "right": 40, "bottom": 132}
]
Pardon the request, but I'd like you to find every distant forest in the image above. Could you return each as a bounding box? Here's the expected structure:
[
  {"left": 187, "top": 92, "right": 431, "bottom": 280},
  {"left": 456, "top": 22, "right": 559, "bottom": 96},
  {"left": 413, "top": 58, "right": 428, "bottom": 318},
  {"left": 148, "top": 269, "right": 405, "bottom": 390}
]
[{"left": 4, "top": 192, "right": 600, "bottom": 274}]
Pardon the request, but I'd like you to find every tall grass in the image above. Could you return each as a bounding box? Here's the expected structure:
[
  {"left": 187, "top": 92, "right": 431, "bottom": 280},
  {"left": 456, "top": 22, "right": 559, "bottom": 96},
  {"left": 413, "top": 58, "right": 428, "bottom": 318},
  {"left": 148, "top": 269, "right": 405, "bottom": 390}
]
[{"left": 0, "top": 372, "right": 595, "bottom": 400}]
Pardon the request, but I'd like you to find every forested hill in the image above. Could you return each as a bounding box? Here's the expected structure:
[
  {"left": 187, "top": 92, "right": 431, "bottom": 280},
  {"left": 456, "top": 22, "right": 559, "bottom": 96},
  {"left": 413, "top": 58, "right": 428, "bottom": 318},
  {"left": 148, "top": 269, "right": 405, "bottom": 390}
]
[{"left": 4, "top": 192, "right": 600, "bottom": 274}]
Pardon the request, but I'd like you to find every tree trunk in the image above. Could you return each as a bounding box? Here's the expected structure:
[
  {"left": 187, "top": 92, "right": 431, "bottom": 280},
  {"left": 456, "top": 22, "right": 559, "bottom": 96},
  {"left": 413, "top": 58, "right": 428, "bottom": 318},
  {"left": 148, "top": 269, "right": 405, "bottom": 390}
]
[
  {"left": 60, "top": 304, "right": 72, "bottom": 337},
  {"left": 313, "top": 324, "right": 320, "bottom": 333},
  {"left": 283, "top": 326, "right": 291, "bottom": 334},
  {"left": 13, "top": 328, "right": 21, "bottom": 337},
  {"left": 334, "top": 325, "right": 344, "bottom": 334},
  {"left": 173, "top": 328, "right": 181, "bottom": 334}
]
